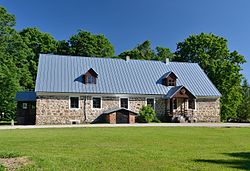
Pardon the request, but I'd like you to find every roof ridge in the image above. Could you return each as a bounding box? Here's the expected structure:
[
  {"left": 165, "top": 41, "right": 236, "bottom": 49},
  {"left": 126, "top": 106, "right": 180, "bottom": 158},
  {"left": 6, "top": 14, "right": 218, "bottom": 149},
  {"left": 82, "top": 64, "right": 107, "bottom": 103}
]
[{"left": 39, "top": 54, "right": 199, "bottom": 65}]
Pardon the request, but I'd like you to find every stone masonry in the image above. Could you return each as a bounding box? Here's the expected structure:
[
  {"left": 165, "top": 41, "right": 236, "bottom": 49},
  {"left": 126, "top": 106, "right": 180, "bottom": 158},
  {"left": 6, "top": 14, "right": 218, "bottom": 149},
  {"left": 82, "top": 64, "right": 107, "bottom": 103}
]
[{"left": 36, "top": 95, "right": 220, "bottom": 125}]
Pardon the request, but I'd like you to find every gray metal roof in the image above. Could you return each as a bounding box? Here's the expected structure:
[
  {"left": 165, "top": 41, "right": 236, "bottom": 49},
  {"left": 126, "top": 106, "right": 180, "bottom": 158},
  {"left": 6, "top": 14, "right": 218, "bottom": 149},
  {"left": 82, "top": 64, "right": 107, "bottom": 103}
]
[
  {"left": 103, "top": 108, "right": 138, "bottom": 115},
  {"left": 16, "top": 92, "right": 36, "bottom": 101},
  {"left": 35, "top": 54, "right": 221, "bottom": 97}
]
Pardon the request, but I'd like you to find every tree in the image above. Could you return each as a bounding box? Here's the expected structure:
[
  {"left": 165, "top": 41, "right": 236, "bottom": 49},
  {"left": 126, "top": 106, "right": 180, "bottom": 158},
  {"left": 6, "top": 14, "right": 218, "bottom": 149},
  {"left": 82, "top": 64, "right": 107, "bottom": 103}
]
[
  {"left": 67, "top": 30, "right": 114, "bottom": 57},
  {"left": 237, "top": 79, "right": 250, "bottom": 122},
  {"left": 56, "top": 40, "right": 70, "bottom": 55},
  {"left": 0, "top": 6, "right": 33, "bottom": 119},
  {"left": 118, "top": 40, "right": 174, "bottom": 61},
  {"left": 0, "top": 52, "right": 19, "bottom": 120},
  {"left": 175, "top": 33, "right": 246, "bottom": 121},
  {"left": 155, "top": 46, "right": 174, "bottom": 61},
  {"left": 19, "top": 27, "right": 58, "bottom": 84}
]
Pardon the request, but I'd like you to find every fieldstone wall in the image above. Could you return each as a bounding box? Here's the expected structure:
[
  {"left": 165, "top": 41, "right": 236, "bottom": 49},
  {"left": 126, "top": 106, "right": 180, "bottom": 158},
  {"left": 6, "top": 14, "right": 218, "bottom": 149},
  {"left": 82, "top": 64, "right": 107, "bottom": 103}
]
[
  {"left": 36, "top": 95, "right": 147, "bottom": 124},
  {"left": 36, "top": 95, "right": 220, "bottom": 124},
  {"left": 36, "top": 96, "right": 85, "bottom": 125},
  {"left": 129, "top": 97, "right": 146, "bottom": 113},
  {"left": 84, "top": 96, "right": 120, "bottom": 122},
  {"left": 155, "top": 98, "right": 165, "bottom": 117},
  {"left": 194, "top": 98, "right": 220, "bottom": 122}
]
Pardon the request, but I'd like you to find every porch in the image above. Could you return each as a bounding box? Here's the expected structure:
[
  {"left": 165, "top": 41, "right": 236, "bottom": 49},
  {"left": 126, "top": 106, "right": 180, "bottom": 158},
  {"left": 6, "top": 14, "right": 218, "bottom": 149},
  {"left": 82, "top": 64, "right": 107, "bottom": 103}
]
[{"left": 164, "top": 86, "right": 196, "bottom": 123}]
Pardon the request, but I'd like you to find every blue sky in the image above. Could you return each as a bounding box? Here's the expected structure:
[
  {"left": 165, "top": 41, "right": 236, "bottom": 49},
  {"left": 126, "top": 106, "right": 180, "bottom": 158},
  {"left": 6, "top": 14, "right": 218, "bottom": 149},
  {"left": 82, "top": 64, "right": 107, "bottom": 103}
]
[{"left": 1, "top": 0, "right": 249, "bottom": 81}]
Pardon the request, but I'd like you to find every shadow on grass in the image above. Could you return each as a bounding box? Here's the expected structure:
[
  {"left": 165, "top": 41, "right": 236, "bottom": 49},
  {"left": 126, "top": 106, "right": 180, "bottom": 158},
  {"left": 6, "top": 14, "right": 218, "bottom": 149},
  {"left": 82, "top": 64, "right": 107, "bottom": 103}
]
[{"left": 195, "top": 152, "right": 250, "bottom": 170}]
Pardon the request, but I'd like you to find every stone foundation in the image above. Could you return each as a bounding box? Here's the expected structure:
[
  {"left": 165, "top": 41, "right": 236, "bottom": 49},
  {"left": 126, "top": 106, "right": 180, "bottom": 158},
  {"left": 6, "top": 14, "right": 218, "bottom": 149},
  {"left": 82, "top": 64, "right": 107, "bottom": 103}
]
[{"left": 36, "top": 95, "right": 220, "bottom": 124}]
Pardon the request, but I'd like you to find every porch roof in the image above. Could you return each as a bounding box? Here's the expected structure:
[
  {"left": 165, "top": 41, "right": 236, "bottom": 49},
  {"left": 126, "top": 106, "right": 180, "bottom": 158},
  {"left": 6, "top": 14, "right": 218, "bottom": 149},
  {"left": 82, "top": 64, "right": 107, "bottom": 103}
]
[
  {"left": 164, "top": 85, "right": 196, "bottom": 99},
  {"left": 103, "top": 108, "right": 138, "bottom": 115},
  {"left": 16, "top": 92, "right": 36, "bottom": 101}
]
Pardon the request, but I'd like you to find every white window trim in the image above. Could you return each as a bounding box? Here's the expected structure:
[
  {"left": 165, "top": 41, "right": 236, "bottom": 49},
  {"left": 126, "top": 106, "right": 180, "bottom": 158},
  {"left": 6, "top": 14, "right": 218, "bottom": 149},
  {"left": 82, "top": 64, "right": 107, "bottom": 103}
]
[
  {"left": 92, "top": 96, "right": 102, "bottom": 109},
  {"left": 69, "top": 96, "right": 80, "bottom": 110},
  {"left": 146, "top": 97, "right": 155, "bottom": 110},
  {"left": 187, "top": 99, "right": 196, "bottom": 111},
  {"left": 119, "top": 97, "right": 129, "bottom": 109}
]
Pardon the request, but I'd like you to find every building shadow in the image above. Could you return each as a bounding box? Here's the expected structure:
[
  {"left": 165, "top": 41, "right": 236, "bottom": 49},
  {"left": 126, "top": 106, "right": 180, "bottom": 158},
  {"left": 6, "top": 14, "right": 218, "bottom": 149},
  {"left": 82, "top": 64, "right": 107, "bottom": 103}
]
[
  {"left": 74, "top": 74, "right": 83, "bottom": 83},
  {"left": 195, "top": 152, "right": 250, "bottom": 170}
]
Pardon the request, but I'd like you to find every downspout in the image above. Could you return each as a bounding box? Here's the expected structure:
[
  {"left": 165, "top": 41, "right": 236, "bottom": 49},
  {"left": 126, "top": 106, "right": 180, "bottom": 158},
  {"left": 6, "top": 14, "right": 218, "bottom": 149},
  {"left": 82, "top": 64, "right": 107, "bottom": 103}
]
[{"left": 83, "top": 96, "right": 87, "bottom": 123}]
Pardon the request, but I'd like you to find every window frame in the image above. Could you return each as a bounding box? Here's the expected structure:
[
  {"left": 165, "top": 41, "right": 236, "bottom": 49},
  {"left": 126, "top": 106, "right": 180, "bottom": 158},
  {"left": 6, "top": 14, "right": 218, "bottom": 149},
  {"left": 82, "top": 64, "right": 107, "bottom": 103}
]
[
  {"left": 167, "top": 79, "right": 176, "bottom": 86},
  {"left": 120, "top": 97, "right": 129, "bottom": 109},
  {"left": 69, "top": 96, "right": 80, "bottom": 110},
  {"left": 173, "top": 98, "right": 178, "bottom": 109},
  {"left": 22, "top": 103, "right": 28, "bottom": 110},
  {"left": 92, "top": 97, "right": 102, "bottom": 109},
  {"left": 188, "top": 99, "right": 196, "bottom": 110},
  {"left": 146, "top": 98, "right": 155, "bottom": 109}
]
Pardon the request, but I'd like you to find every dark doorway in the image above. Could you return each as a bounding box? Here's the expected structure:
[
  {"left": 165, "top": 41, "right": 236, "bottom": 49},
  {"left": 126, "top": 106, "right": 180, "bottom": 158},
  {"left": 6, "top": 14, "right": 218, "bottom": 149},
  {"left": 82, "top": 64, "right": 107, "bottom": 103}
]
[
  {"left": 16, "top": 102, "right": 36, "bottom": 125},
  {"left": 116, "top": 111, "right": 129, "bottom": 123}
]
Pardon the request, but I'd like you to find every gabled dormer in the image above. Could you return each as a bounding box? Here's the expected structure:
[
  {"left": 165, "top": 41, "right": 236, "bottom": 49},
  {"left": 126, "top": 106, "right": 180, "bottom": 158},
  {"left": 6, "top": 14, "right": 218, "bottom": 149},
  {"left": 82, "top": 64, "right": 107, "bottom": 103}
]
[
  {"left": 83, "top": 68, "right": 98, "bottom": 84},
  {"left": 162, "top": 71, "right": 178, "bottom": 86}
]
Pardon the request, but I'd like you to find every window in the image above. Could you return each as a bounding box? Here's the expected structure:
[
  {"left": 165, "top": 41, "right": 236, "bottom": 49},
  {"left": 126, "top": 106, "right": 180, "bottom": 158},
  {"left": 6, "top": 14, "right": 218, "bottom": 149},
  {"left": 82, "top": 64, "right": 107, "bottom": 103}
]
[
  {"left": 120, "top": 98, "right": 128, "bottom": 109},
  {"left": 168, "top": 79, "right": 175, "bottom": 86},
  {"left": 93, "top": 97, "right": 101, "bottom": 108},
  {"left": 188, "top": 99, "right": 196, "bottom": 109},
  {"left": 70, "top": 97, "right": 79, "bottom": 109},
  {"left": 146, "top": 98, "right": 155, "bottom": 109},
  {"left": 173, "top": 99, "right": 177, "bottom": 109},
  {"left": 22, "top": 103, "right": 28, "bottom": 109},
  {"left": 84, "top": 68, "right": 98, "bottom": 84},
  {"left": 86, "top": 75, "right": 95, "bottom": 84}
]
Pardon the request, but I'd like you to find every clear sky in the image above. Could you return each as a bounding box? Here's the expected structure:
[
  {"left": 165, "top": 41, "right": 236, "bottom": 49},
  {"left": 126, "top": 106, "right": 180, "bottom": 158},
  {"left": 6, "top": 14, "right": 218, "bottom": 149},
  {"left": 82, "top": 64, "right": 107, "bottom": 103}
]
[{"left": 1, "top": 0, "right": 249, "bottom": 81}]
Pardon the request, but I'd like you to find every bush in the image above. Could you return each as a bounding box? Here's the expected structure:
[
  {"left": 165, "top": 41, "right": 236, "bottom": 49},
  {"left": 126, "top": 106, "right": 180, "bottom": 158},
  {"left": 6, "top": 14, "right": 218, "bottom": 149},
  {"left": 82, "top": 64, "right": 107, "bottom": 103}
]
[{"left": 137, "top": 105, "right": 158, "bottom": 123}]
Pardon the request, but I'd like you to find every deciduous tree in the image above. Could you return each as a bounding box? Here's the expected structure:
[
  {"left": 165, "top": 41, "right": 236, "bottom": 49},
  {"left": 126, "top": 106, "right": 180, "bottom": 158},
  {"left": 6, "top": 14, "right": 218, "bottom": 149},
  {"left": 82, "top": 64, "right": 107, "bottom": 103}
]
[
  {"left": 237, "top": 79, "right": 250, "bottom": 122},
  {"left": 0, "top": 6, "right": 33, "bottom": 119},
  {"left": 175, "top": 33, "right": 246, "bottom": 121},
  {"left": 68, "top": 30, "right": 114, "bottom": 57},
  {"left": 118, "top": 40, "right": 173, "bottom": 61},
  {"left": 19, "top": 27, "right": 58, "bottom": 84}
]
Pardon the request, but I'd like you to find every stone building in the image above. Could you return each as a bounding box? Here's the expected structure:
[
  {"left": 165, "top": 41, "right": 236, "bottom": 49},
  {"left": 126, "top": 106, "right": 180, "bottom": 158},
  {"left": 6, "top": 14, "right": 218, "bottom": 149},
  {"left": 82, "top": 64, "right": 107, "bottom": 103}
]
[{"left": 16, "top": 54, "right": 221, "bottom": 125}]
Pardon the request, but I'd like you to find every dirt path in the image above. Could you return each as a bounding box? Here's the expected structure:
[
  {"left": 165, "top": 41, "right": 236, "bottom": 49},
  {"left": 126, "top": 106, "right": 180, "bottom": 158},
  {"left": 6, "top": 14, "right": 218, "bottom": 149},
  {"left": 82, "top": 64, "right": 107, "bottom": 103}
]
[{"left": 0, "top": 157, "right": 31, "bottom": 171}]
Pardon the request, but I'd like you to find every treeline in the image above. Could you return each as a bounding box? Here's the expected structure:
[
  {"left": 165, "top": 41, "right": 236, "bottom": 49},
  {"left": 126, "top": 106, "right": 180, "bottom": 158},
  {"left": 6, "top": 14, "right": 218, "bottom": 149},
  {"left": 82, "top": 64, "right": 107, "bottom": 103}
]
[{"left": 0, "top": 6, "right": 249, "bottom": 122}]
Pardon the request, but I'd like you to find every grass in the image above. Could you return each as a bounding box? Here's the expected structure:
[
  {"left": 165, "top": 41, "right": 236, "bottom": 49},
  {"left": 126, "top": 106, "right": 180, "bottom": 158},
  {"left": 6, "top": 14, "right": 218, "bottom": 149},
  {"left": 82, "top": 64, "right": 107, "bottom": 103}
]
[{"left": 0, "top": 127, "right": 250, "bottom": 170}]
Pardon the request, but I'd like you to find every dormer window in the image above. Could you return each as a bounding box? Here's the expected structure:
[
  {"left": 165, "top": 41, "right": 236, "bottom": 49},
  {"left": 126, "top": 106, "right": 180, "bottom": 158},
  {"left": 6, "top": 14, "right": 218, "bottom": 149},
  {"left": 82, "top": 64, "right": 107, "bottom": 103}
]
[
  {"left": 83, "top": 68, "right": 98, "bottom": 84},
  {"left": 86, "top": 75, "right": 95, "bottom": 84},
  {"left": 162, "top": 71, "right": 177, "bottom": 86},
  {"left": 167, "top": 79, "right": 176, "bottom": 86}
]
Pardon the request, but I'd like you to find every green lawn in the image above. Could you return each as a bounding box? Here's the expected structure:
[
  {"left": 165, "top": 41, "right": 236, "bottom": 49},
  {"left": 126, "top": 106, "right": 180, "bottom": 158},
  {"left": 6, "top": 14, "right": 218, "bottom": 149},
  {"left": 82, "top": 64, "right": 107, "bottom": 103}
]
[{"left": 0, "top": 127, "right": 250, "bottom": 170}]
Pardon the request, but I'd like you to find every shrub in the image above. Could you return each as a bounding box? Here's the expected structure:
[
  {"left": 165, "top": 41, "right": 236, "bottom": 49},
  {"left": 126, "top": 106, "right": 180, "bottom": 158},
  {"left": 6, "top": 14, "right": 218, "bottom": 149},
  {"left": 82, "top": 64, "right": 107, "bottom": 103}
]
[{"left": 137, "top": 105, "right": 157, "bottom": 123}]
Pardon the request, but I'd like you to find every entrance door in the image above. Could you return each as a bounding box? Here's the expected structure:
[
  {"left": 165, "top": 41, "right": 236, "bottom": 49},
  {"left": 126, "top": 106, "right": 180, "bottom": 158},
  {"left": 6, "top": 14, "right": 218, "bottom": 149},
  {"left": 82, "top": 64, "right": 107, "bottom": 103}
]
[{"left": 17, "top": 102, "right": 36, "bottom": 125}]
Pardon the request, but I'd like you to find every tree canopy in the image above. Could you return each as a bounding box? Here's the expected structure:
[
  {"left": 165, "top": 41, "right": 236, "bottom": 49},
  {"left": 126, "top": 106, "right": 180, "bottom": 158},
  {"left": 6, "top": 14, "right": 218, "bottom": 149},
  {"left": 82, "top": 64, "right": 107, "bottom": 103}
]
[
  {"left": 174, "top": 33, "right": 246, "bottom": 121},
  {"left": 58, "top": 30, "right": 115, "bottom": 57},
  {"left": 19, "top": 27, "right": 58, "bottom": 84},
  {"left": 118, "top": 40, "right": 174, "bottom": 61},
  {"left": 0, "top": 6, "right": 33, "bottom": 119},
  {"left": 237, "top": 79, "right": 250, "bottom": 122}
]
